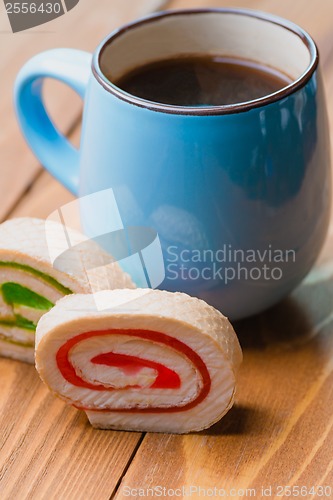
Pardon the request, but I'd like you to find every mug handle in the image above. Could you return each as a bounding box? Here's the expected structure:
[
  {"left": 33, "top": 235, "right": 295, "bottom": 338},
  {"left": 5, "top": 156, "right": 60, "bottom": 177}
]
[{"left": 14, "top": 49, "right": 92, "bottom": 195}]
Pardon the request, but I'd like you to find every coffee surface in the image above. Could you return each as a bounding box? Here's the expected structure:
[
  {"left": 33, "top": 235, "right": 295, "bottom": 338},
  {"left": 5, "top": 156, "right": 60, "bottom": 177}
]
[{"left": 113, "top": 55, "right": 292, "bottom": 106}]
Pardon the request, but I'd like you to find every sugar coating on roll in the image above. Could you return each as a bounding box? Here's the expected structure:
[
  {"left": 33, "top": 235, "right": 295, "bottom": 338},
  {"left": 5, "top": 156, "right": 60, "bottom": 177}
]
[
  {"left": 35, "top": 289, "right": 242, "bottom": 433},
  {"left": 0, "top": 218, "right": 134, "bottom": 363}
]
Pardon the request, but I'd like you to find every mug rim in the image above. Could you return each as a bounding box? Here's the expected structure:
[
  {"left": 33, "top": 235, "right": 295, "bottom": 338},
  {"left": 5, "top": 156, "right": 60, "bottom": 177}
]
[{"left": 92, "top": 8, "right": 319, "bottom": 116}]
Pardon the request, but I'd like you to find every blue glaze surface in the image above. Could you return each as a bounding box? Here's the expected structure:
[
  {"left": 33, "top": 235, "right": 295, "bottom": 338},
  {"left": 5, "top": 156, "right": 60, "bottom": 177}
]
[{"left": 14, "top": 39, "right": 331, "bottom": 320}]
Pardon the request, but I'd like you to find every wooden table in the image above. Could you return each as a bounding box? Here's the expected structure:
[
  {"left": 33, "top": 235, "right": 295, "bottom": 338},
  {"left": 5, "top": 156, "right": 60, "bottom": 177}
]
[{"left": 0, "top": 0, "right": 333, "bottom": 498}]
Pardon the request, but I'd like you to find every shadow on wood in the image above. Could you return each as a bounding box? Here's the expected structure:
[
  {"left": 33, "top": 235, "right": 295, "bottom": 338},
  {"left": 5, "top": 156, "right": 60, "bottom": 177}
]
[{"left": 197, "top": 404, "right": 272, "bottom": 436}]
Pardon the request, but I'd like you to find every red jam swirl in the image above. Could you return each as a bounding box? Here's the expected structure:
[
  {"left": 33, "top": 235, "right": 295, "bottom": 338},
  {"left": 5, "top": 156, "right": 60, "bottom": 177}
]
[{"left": 56, "top": 329, "right": 211, "bottom": 413}]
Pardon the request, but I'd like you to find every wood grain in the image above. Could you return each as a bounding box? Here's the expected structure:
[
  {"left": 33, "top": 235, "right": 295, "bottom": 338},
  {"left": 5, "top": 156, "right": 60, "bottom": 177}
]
[
  {"left": 0, "top": 2, "right": 167, "bottom": 500},
  {"left": 1, "top": 0, "right": 333, "bottom": 499},
  {"left": 112, "top": 1, "right": 333, "bottom": 498},
  {"left": 0, "top": 361, "right": 143, "bottom": 500}
]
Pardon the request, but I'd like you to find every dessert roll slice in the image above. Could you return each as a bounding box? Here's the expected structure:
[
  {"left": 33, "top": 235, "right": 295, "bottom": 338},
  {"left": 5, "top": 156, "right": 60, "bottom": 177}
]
[
  {"left": 0, "top": 218, "right": 134, "bottom": 363},
  {"left": 36, "top": 289, "right": 242, "bottom": 433}
]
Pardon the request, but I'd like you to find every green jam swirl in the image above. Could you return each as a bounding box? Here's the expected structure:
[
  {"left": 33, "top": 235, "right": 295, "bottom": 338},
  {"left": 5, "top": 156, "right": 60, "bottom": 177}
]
[
  {"left": 2, "top": 283, "right": 54, "bottom": 310},
  {"left": 0, "top": 262, "right": 72, "bottom": 295},
  {"left": 0, "top": 262, "right": 72, "bottom": 338}
]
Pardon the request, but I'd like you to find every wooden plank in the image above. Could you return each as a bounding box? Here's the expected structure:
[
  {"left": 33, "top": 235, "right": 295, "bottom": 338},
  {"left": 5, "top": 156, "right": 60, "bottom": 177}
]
[
  {"left": 113, "top": 297, "right": 333, "bottom": 495},
  {"left": 13, "top": 124, "right": 333, "bottom": 497},
  {"left": 0, "top": 3, "right": 170, "bottom": 499},
  {"left": 3, "top": 0, "right": 333, "bottom": 498},
  {"left": 110, "top": 0, "right": 333, "bottom": 496},
  {"left": 0, "top": 361, "right": 143, "bottom": 500},
  {"left": 111, "top": 273, "right": 333, "bottom": 495},
  {"left": 8, "top": 169, "right": 75, "bottom": 220},
  {"left": 0, "top": 0, "right": 169, "bottom": 221}
]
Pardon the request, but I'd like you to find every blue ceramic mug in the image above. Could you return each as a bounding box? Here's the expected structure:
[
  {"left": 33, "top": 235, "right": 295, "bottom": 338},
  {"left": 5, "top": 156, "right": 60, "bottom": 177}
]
[{"left": 14, "top": 9, "right": 331, "bottom": 320}]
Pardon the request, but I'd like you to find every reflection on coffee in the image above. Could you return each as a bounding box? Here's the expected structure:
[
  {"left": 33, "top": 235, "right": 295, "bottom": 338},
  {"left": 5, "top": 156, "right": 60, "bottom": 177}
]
[{"left": 112, "top": 55, "right": 292, "bottom": 106}]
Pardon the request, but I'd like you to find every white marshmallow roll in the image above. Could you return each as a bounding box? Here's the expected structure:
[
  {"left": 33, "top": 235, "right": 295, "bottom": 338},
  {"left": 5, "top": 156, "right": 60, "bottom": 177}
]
[
  {"left": 0, "top": 218, "right": 134, "bottom": 363},
  {"left": 36, "top": 289, "right": 242, "bottom": 433}
]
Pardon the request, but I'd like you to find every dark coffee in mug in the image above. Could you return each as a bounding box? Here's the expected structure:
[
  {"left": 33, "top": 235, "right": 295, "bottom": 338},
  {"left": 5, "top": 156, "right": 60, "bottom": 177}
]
[{"left": 113, "top": 55, "right": 292, "bottom": 106}]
